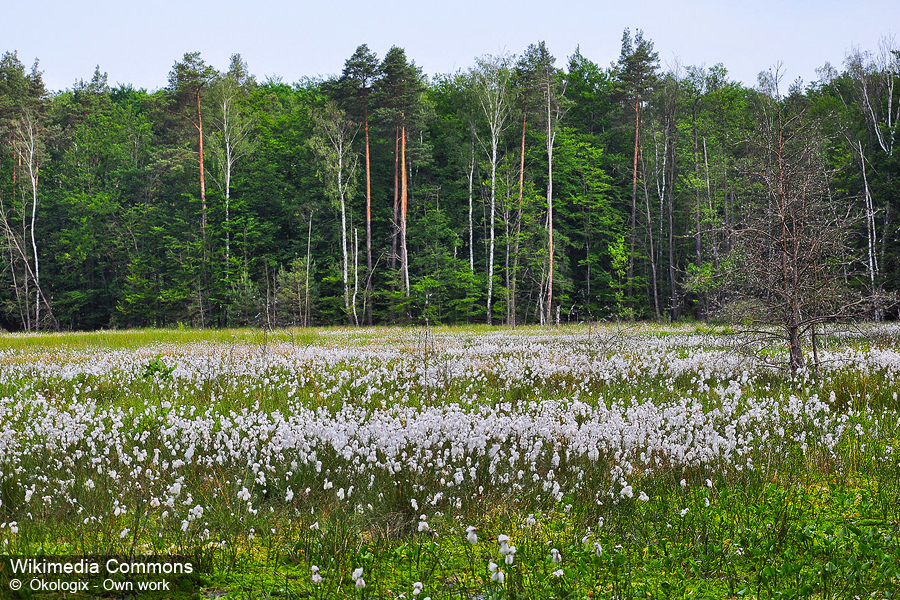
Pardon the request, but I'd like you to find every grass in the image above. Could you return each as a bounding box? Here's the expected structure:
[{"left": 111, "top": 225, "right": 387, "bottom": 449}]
[{"left": 0, "top": 323, "right": 898, "bottom": 599}]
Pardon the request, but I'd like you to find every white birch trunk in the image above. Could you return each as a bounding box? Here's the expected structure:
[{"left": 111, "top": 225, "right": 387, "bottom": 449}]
[
  {"left": 468, "top": 137, "right": 475, "bottom": 273},
  {"left": 338, "top": 146, "right": 350, "bottom": 323},
  {"left": 544, "top": 79, "right": 555, "bottom": 326}
]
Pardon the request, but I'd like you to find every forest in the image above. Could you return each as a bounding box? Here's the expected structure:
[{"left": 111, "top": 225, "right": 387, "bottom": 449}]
[{"left": 0, "top": 31, "right": 897, "bottom": 331}]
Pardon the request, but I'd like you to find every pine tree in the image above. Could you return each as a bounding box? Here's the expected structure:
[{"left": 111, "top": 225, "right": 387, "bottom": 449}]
[
  {"left": 615, "top": 29, "right": 658, "bottom": 312},
  {"left": 331, "top": 45, "right": 380, "bottom": 324}
]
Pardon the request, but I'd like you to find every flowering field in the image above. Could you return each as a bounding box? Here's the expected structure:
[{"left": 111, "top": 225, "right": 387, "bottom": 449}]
[{"left": 1, "top": 324, "right": 899, "bottom": 599}]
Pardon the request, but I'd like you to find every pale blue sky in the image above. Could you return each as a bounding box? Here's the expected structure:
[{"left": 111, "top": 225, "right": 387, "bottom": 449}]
[{"left": 7, "top": 0, "right": 894, "bottom": 92}]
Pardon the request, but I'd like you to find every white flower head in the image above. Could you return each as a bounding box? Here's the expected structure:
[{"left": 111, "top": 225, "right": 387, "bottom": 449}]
[{"left": 466, "top": 526, "right": 478, "bottom": 545}]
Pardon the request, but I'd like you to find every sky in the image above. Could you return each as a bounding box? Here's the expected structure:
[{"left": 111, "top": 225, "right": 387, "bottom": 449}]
[{"left": 5, "top": 0, "right": 895, "bottom": 93}]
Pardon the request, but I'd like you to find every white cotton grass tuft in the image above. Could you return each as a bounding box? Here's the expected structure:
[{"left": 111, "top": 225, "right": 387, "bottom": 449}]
[
  {"left": 1, "top": 323, "right": 889, "bottom": 586},
  {"left": 466, "top": 526, "right": 478, "bottom": 544},
  {"left": 352, "top": 567, "right": 365, "bottom": 588},
  {"left": 488, "top": 561, "right": 505, "bottom": 584}
]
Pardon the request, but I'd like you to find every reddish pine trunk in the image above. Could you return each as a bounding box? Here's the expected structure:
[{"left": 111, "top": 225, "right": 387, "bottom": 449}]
[
  {"left": 400, "top": 118, "right": 409, "bottom": 297},
  {"left": 391, "top": 125, "right": 399, "bottom": 273}
]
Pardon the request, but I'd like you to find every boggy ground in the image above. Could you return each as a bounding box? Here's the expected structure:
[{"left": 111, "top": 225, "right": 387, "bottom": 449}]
[{"left": 0, "top": 323, "right": 898, "bottom": 599}]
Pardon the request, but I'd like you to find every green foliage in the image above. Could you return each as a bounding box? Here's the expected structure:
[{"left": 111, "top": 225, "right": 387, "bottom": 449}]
[
  {"left": 142, "top": 353, "right": 176, "bottom": 380},
  {"left": 0, "top": 39, "right": 897, "bottom": 331}
]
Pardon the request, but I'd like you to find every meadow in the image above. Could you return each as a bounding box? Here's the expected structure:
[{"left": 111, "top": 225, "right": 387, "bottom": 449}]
[{"left": 0, "top": 323, "right": 898, "bottom": 599}]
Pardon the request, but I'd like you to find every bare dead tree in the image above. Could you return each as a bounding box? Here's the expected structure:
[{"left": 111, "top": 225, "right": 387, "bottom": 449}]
[{"left": 692, "top": 66, "right": 893, "bottom": 375}]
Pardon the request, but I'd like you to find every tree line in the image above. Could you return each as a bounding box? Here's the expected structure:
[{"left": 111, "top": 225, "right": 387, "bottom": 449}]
[{"left": 0, "top": 32, "right": 897, "bottom": 331}]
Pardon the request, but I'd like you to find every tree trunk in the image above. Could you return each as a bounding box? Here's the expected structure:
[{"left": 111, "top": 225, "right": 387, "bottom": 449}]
[
  {"left": 667, "top": 141, "right": 678, "bottom": 319},
  {"left": 857, "top": 141, "right": 878, "bottom": 287},
  {"left": 703, "top": 137, "right": 719, "bottom": 269},
  {"left": 504, "top": 205, "right": 511, "bottom": 325},
  {"left": 641, "top": 150, "right": 660, "bottom": 319},
  {"left": 196, "top": 89, "right": 208, "bottom": 327},
  {"left": 352, "top": 228, "right": 359, "bottom": 326},
  {"left": 364, "top": 108, "right": 373, "bottom": 325},
  {"left": 305, "top": 213, "right": 313, "bottom": 327},
  {"left": 693, "top": 99, "right": 702, "bottom": 267},
  {"left": 788, "top": 322, "right": 804, "bottom": 375},
  {"left": 487, "top": 126, "right": 497, "bottom": 324},
  {"left": 391, "top": 125, "right": 399, "bottom": 273},
  {"left": 197, "top": 89, "right": 208, "bottom": 233},
  {"left": 27, "top": 142, "right": 40, "bottom": 328},
  {"left": 339, "top": 146, "right": 350, "bottom": 324},
  {"left": 627, "top": 99, "right": 640, "bottom": 307},
  {"left": 509, "top": 111, "right": 527, "bottom": 327},
  {"left": 468, "top": 136, "right": 475, "bottom": 273},
  {"left": 400, "top": 119, "right": 410, "bottom": 298},
  {"left": 545, "top": 94, "right": 556, "bottom": 326},
  {"left": 222, "top": 95, "right": 232, "bottom": 261}
]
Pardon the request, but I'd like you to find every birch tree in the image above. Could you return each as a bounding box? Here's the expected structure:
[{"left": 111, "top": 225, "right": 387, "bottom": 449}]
[
  {"left": 333, "top": 45, "right": 379, "bottom": 324},
  {"left": 374, "top": 47, "right": 425, "bottom": 304},
  {"left": 309, "top": 101, "right": 359, "bottom": 324},
  {"left": 167, "top": 53, "right": 216, "bottom": 325},
  {"left": 521, "top": 42, "right": 568, "bottom": 325},
  {"left": 209, "top": 54, "right": 256, "bottom": 262},
  {"left": 842, "top": 38, "right": 899, "bottom": 314},
  {"left": 616, "top": 30, "right": 658, "bottom": 311},
  {"left": 167, "top": 52, "right": 217, "bottom": 234},
  {"left": 0, "top": 54, "right": 56, "bottom": 330},
  {"left": 471, "top": 53, "right": 512, "bottom": 323}
]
